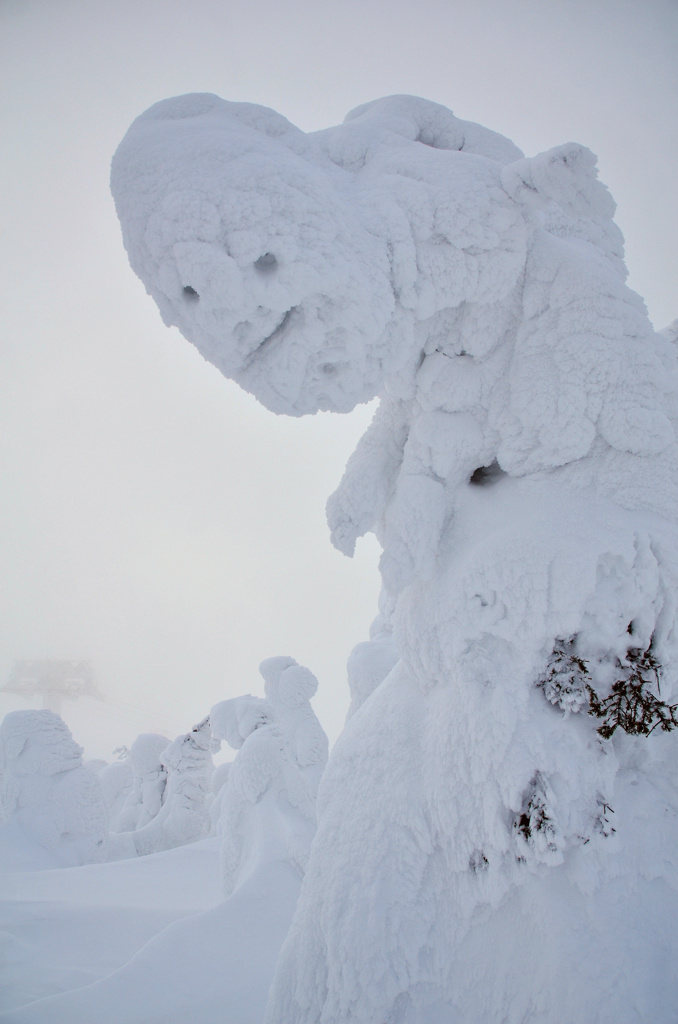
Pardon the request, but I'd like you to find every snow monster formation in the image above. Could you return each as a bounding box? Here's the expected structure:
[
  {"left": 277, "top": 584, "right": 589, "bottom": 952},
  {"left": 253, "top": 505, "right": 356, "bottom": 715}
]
[
  {"left": 112, "top": 95, "right": 678, "bottom": 1022},
  {"left": 210, "top": 695, "right": 317, "bottom": 899},
  {"left": 109, "top": 718, "right": 213, "bottom": 858},
  {"left": 259, "top": 656, "right": 329, "bottom": 794},
  {"left": 114, "top": 731, "right": 169, "bottom": 832},
  {"left": 0, "top": 709, "right": 108, "bottom": 866}
]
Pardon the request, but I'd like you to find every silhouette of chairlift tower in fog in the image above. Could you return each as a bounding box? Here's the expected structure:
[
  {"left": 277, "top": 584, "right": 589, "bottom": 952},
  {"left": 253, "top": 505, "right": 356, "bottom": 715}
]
[{"left": 2, "top": 660, "right": 103, "bottom": 716}]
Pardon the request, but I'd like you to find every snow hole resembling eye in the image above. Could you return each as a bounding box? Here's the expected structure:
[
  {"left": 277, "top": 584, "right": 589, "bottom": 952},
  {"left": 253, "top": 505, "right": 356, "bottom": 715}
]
[
  {"left": 254, "top": 252, "right": 278, "bottom": 273},
  {"left": 469, "top": 461, "right": 506, "bottom": 486},
  {"left": 183, "top": 285, "right": 199, "bottom": 301},
  {"left": 321, "top": 363, "right": 337, "bottom": 377}
]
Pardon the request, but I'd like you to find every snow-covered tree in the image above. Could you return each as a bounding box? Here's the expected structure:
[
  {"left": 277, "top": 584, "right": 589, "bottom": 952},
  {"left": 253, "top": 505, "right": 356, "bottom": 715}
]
[
  {"left": 109, "top": 718, "right": 213, "bottom": 858},
  {"left": 96, "top": 757, "right": 133, "bottom": 828},
  {"left": 210, "top": 695, "right": 316, "bottom": 899},
  {"left": 259, "top": 657, "right": 328, "bottom": 794},
  {"left": 112, "top": 93, "right": 678, "bottom": 1023},
  {"left": 0, "top": 709, "right": 108, "bottom": 866},
  {"left": 114, "top": 732, "right": 169, "bottom": 832}
]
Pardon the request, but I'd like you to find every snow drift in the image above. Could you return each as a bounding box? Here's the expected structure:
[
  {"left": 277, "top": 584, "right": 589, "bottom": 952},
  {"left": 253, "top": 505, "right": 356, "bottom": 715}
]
[{"left": 112, "top": 93, "right": 678, "bottom": 1022}]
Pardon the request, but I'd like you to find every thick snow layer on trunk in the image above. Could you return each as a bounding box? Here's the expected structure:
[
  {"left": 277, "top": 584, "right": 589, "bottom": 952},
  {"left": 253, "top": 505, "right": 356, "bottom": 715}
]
[{"left": 112, "top": 93, "right": 678, "bottom": 1022}]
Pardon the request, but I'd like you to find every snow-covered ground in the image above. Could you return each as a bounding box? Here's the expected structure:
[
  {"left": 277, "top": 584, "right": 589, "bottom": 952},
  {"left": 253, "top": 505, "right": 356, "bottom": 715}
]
[{"left": 0, "top": 835, "right": 302, "bottom": 1023}]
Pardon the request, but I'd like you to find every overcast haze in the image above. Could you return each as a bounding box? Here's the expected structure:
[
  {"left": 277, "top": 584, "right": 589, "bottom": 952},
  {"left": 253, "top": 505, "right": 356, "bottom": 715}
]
[{"left": 2, "top": 0, "right": 676, "bottom": 757}]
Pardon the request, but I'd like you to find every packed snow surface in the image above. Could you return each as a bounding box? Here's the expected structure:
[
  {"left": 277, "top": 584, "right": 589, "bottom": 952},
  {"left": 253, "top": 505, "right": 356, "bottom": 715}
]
[{"left": 111, "top": 93, "right": 678, "bottom": 1022}]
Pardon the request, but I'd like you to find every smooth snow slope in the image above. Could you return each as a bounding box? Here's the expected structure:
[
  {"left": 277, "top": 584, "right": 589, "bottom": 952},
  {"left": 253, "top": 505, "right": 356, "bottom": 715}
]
[
  {"left": 1, "top": 859, "right": 300, "bottom": 1024},
  {"left": 109, "top": 93, "right": 678, "bottom": 1023},
  {"left": 0, "top": 837, "right": 220, "bottom": 1014}
]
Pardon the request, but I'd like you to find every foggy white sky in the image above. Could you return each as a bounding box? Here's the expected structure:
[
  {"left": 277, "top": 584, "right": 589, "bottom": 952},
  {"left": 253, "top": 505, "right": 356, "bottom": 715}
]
[{"left": 1, "top": 0, "right": 676, "bottom": 757}]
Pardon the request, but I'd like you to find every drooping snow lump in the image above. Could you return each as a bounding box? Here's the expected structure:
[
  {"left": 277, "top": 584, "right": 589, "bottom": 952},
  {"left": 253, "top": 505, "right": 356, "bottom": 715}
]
[{"left": 112, "top": 94, "right": 678, "bottom": 1023}]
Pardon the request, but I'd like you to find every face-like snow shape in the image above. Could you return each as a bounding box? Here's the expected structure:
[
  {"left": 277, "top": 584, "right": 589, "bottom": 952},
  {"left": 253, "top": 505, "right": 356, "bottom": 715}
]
[
  {"left": 112, "top": 95, "right": 404, "bottom": 416},
  {"left": 111, "top": 93, "right": 530, "bottom": 417}
]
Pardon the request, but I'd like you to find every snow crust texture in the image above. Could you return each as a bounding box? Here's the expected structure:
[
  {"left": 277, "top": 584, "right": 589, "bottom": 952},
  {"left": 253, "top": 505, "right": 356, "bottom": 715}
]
[
  {"left": 0, "top": 710, "right": 108, "bottom": 867},
  {"left": 112, "top": 94, "right": 678, "bottom": 1023}
]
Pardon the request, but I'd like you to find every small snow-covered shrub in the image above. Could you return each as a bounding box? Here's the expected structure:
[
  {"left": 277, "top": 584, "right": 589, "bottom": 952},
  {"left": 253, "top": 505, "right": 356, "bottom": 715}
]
[
  {"left": 537, "top": 635, "right": 591, "bottom": 715},
  {"left": 513, "top": 770, "right": 563, "bottom": 866},
  {"left": 539, "top": 634, "right": 678, "bottom": 738},
  {"left": 587, "top": 641, "right": 678, "bottom": 739}
]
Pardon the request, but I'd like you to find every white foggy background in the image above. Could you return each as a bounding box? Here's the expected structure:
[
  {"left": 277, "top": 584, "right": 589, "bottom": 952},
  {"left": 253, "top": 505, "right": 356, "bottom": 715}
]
[{"left": 1, "top": 0, "right": 676, "bottom": 758}]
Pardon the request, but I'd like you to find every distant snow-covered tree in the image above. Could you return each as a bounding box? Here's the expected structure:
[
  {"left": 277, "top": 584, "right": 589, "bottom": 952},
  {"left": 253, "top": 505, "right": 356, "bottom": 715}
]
[
  {"left": 210, "top": 695, "right": 316, "bottom": 899},
  {"left": 0, "top": 709, "right": 107, "bottom": 866},
  {"left": 259, "top": 658, "right": 328, "bottom": 794},
  {"left": 109, "top": 718, "right": 213, "bottom": 858},
  {"left": 114, "top": 732, "right": 169, "bottom": 832}
]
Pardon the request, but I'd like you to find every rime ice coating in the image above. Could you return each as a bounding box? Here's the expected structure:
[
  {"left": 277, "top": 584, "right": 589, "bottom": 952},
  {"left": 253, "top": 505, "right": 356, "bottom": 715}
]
[{"left": 113, "top": 95, "right": 678, "bottom": 1023}]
